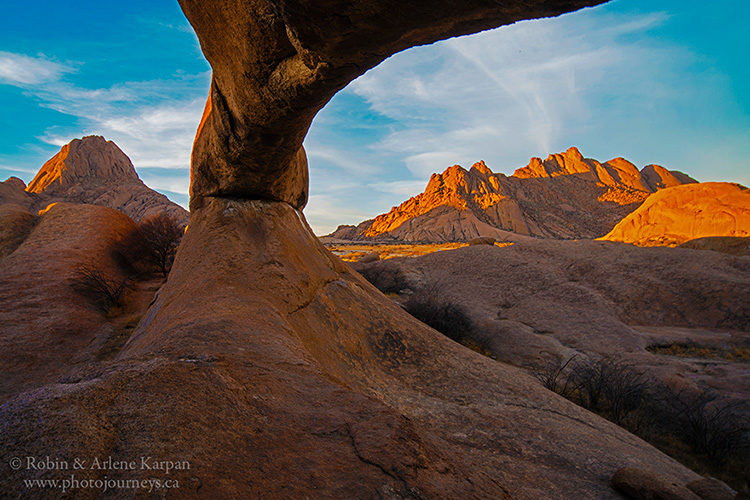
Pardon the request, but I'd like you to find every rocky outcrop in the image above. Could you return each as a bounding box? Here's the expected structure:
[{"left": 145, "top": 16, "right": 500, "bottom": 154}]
[
  {"left": 641, "top": 164, "right": 697, "bottom": 191},
  {"left": 686, "top": 478, "right": 737, "bottom": 500},
  {"left": 611, "top": 467, "right": 701, "bottom": 500},
  {"left": 352, "top": 237, "right": 750, "bottom": 402},
  {"left": 1, "top": 199, "right": 701, "bottom": 497},
  {"left": 679, "top": 236, "right": 750, "bottom": 256},
  {"left": 602, "top": 182, "right": 750, "bottom": 246},
  {"left": 0, "top": 176, "right": 35, "bottom": 208},
  {"left": 0, "top": 178, "right": 38, "bottom": 258},
  {"left": 26, "top": 136, "right": 188, "bottom": 225},
  {"left": 0, "top": 202, "right": 137, "bottom": 403},
  {"left": 0, "top": 204, "right": 37, "bottom": 259},
  {"left": 330, "top": 147, "right": 696, "bottom": 241}
]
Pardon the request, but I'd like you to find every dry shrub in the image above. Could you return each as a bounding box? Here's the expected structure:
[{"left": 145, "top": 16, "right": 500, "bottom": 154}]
[
  {"left": 116, "top": 214, "right": 184, "bottom": 278},
  {"left": 534, "top": 355, "right": 749, "bottom": 488},
  {"left": 70, "top": 264, "right": 129, "bottom": 312},
  {"left": 352, "top": 261, "right": 407, "bottom": 294},
  {"left": 654, "top": 388, "right": 749, "bottom": 464},
  {"left": 532, "top": 355, "right": 578, "bottom": 398},
  {"left": 403, "top": 283, "right": 475, "bottom": 344}
]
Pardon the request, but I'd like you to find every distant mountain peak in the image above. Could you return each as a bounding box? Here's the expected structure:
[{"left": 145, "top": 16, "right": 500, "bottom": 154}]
[
  {"left": 27, "top": 135, "right": 141, "bottom": 195},
  {"left": 13, "top": 136, "right": 188, "bottom": 225},
  {"left": 470, "top": 160, "right": 493, "bottom": 176}
]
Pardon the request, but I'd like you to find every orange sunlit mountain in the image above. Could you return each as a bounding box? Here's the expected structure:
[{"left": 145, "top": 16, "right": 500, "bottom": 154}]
[
  {"left": 6, "top": 135, "right": 188, "bottom": 225},
  {"left": 329, "top": 147, "right": 697, "bottom": 242}
]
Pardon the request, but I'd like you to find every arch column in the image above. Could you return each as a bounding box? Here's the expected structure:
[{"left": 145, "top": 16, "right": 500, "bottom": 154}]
[{"left": 179, "top": 0, "right": 605, "bottom": 210}]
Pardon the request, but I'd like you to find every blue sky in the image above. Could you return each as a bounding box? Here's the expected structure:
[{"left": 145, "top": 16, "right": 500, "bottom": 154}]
[{"left": 0, "top": 0, "right": 747, "bottom": 235}]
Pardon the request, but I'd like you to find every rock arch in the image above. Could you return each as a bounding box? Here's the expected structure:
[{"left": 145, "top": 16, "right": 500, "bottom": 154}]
[
  {"left": 180, "top": 0, "right": 606, "bottom": 210},
  {"left": 0, "top": 2, "right": 704, "bottom": 498}
]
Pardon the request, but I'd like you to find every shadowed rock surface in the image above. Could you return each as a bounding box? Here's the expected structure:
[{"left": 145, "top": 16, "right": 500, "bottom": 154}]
[
  {"left": 0, "top": 203, "right": 37, "bottom": 259},
  {"left": 0, "top": 203, "right": 137, "bottom": 403},
  {"left": 26, "top": 136, "right": 188, "bottom": 225},
  {"left": 328, "top": 148, "right": 696, "bottom": 241},
  {"left": 0, "top": 176, "right": 34, "bottom": 208},
  {"left": 353, "top": 240, "right": 750, "bottom": 404},
  {"left": 679, "top": 236, "right": 750, "bottom": 256},
  {"left": 611, "top": 467, "right": 701, "bottom": 500}
]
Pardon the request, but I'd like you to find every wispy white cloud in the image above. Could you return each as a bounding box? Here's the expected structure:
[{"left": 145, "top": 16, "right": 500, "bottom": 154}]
[
  {"left": 0, "top": 51, "right": 73, "bottom": 86},
  {"left": 299, "top": 7, "right": 725, "bottom": 234},
  {"left": 367, "top": 179, "right": 428, "bottom": 197},
  {"left": 38, "top": 97, "right": 204, "bottom": 175},
  {"left": 13, "top": 63, "right": 211, "bottom": 199},
  {"left": 304, "top": 194, "right": 374, "bottom": 235},
  {"left": 0, "top": 163, "right": 36, "bottom": 175},
  {"left": 307, "top": 146, "right": 379, "bottom": 177},
  {"left": 342, "top": 9, "right": 680, "bottom": 175}
]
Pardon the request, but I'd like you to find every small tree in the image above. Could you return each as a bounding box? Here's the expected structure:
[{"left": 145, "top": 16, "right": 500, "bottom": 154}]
[
  {"left": 118, "top": 214, "right": 184, "bottom": 278},
  {"left": 657, "top": 388, "right": 749, "bottom": 463},
  {"left": 354, "top": 262, "right": 407, "bottom": 294}
]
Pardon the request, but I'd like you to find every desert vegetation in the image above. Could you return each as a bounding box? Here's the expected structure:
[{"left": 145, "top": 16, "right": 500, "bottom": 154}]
[
  {"left": 647, "top": 341, "right": 750, "bottom": 362},
  {"left": 327, "top": 242, "right": 476, "bottom": 261},
  {"left": 72, "top": 213, "right": 184, "bottom": 314},
  {"left": 354, "top": 263, "right": 495, "bottom": 357},
  {"left": 404, "top": 286, "right": 494, "bottom": 358},
  {"left": 70, "top": 264, "right": 130, "bottom": 312},
  {"left": 352, "top": 261, "right": 407, "bottom": 294},
  {"left": 116, "top": 213, "right": 184, "bottom": 277},
  {"left": 533, "top": 355, "right": 749, "bottom": 489},
  {"left": 403, "top": 283, "right": 476, "bottom": 345}
]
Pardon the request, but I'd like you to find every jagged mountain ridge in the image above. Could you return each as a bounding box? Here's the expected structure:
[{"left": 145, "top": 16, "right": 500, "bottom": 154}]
[
  {"left": 6, "top": 135, "right": 188, "bottom": 225},
  {"left": 329, "top": 147, "right": 697, "bottom": 242}
]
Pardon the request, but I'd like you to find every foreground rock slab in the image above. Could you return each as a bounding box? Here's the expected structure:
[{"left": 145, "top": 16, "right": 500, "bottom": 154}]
[
  {"left": 0, "top": 203, "right": 136, "bottom": 403},
  {"left": 1, "top": 200, "right": 701, "bottom": 497},
  {"left": 611, "top": 467, "right": 701, "bottom": 500}
]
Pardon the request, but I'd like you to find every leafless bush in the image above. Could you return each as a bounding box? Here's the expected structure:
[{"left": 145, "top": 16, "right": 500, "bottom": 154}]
[
  {"left": 655, "top": 388, "right": 749, "bottom": 464},
  {"left": 403, "top": 283, "right": 475, "bottom": 344},
  {"left": 116, "top": 214, "right": 184, "bottom": 278},
  {"left": 531, "top": 354, "right": 748, "bottom": 486},
  {"left": 353, "top": 261, "right": 407, "bottom": 294},
  {"left": 571, "top": 357, "right": 648, "bottom": 425},
  {"left": 70, "top": 264, "right": 129, "bottom": 312},
  {"left": 532, "top": 355, "right": 578, "bottom": 397}
]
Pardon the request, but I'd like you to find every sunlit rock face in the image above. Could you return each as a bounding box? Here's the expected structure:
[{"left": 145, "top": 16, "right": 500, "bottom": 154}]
[
  {"left": 330, "top": 147, "right": 696, "bottom": 241},
  {"left": 602, "top": 182, "right": 750, "bottom": 246},
  {"left": 179, "top": 0, "right": 606, "bottom": 209},
  {"left": 26, "top": 136, "right": 188, "bottom": 224},
  {"left": 28, "top": 136, "right": 140, "bottom": 193}
]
